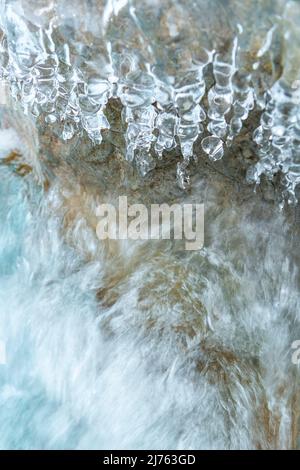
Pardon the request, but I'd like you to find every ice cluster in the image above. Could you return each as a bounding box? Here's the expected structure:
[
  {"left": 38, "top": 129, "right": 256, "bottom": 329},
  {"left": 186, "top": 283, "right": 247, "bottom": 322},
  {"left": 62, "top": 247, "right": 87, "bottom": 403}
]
[{"left": 0, "top": 0, "right": 300, "bottom": 201}]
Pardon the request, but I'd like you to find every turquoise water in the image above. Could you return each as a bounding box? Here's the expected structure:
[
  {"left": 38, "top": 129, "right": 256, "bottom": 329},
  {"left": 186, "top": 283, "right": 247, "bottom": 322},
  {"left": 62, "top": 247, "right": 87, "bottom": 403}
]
[
  {"left": 0, "top": 144, "right": 299, "bottom": 449},
  {"left": 0, "top": 165, "right": 175, "bottom": 450},
  {"left": 0, "top": 168, "right": 93, "bottom": 449}
]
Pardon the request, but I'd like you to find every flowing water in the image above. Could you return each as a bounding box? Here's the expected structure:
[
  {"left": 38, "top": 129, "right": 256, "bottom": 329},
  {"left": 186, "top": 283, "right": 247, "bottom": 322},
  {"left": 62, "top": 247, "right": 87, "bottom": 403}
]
[{"left": 0, "top": 126, "right": 300, "bottom": 449}]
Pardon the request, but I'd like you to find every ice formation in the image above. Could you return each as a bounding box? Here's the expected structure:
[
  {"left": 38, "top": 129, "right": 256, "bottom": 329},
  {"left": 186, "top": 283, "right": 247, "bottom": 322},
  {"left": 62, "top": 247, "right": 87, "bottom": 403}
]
[{"left": 0, "top": 0, "right": 300, "bottom": 200}]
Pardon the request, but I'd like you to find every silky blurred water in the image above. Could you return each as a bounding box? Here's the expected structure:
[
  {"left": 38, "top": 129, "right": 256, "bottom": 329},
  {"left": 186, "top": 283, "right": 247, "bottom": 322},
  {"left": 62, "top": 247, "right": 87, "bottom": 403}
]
[
  {"left": 0, "top": 147, "right": 192, "bottom": 450},
  {"left": 0, "top": 150, "right": 103, "bottom": 448},
  {"left": 0, "top": 123, "right": 300, "bottom": 449}
]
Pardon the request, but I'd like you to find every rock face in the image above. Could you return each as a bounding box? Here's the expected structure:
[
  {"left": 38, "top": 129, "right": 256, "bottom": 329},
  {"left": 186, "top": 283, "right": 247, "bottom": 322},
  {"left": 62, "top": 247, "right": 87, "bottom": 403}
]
[{"left": 0, "top": 0, "right": 300, "bottom": 450}]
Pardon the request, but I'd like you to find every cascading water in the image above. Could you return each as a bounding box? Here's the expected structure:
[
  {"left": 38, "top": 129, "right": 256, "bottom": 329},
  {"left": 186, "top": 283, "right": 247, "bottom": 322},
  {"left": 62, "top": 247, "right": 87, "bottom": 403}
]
[{"left": 0, "top": 0, "right": 300, "bottom": 450}]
